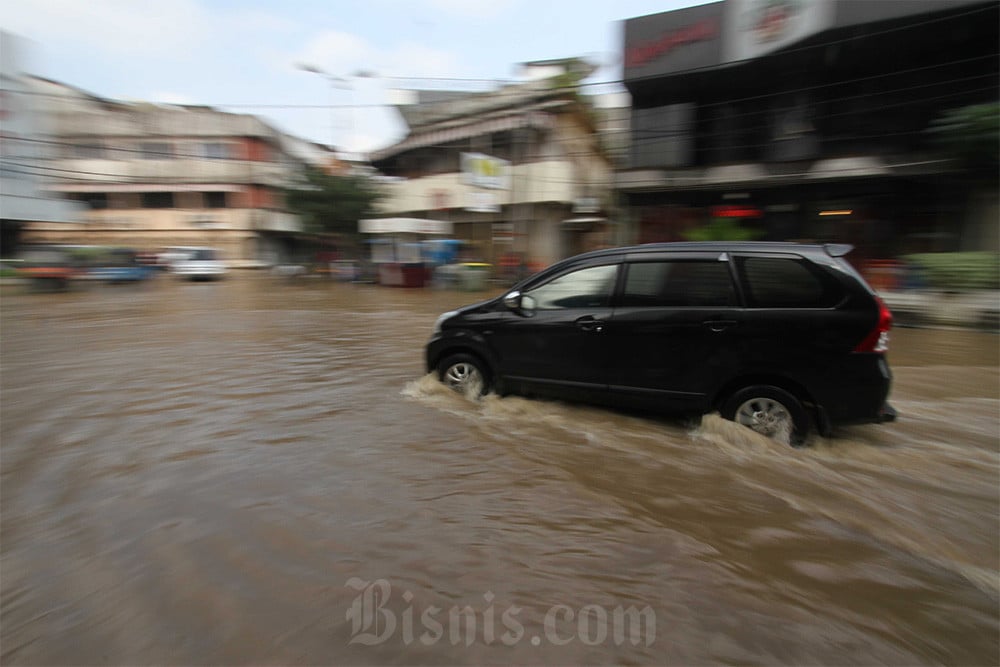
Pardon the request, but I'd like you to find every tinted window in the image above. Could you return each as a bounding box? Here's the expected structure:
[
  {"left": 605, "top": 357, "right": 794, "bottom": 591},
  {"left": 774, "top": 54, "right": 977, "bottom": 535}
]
[
  {"left": 524, "top": 264, "right": 618, "bottom": 310},
  {"left": 191, "top": 249, "right": 217, "bottom": 261},
  {"left": 622, "top": 260, "right": 737, "bottom": 307},
  {"left": 739, "top": 257, "right": 841, "bottom": 307}
]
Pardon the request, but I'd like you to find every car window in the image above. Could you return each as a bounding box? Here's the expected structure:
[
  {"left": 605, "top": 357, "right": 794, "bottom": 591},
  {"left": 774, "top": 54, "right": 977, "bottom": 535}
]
[
  {"left": 738, "top": 256, "right": 841, "bottom": 308},
  {"left": 191, "top": 249, "right": 217, "bottom": 261},
  {"left": 524, "top": 264, "right": 618, "bottom": 310},
  {"left": 622, "top": 260, "right": 737, "bottom": 307}
]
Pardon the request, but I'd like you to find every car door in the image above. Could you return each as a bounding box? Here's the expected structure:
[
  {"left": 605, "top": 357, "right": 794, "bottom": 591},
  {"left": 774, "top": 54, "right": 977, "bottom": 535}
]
[
  {"left": 605, "top": 252, "right": 742, "bottom": 412},
  {"left": 490, "top": 261, "right": 620, "bottom": 401}
]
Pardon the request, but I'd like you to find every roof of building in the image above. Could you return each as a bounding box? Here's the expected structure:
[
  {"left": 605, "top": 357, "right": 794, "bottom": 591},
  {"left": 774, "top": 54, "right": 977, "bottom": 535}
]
[{"left": 371, "top": 76, "right": 596, "bottom": 163}]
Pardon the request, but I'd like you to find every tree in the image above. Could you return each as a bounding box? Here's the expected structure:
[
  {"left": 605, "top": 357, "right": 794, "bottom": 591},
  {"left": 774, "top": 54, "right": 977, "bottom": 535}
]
[
  {"left": 927, "top": 102, "right": 999, "bottom": 179},
  {"left": 683, "top": 217, "right": 763, "bottom": 242},
  {"left": 284, "top": 167, "right": 383, "bottom": 241}
]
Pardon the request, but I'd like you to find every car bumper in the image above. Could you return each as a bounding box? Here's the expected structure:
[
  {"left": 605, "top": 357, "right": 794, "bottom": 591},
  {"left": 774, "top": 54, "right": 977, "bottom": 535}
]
[{"left": 877, "top": 402, "right": 898, "bottom": 423}]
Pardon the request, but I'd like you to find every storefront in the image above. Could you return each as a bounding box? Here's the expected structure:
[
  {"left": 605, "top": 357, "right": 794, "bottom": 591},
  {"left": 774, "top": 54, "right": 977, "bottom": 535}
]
[{"left": 618, "top": 0, "right": 999, "bottom": 262}]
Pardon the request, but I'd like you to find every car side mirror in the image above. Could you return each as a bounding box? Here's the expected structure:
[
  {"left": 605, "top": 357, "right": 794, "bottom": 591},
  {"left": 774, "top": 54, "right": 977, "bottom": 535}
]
[
  {"left": 504, "top": 290, "right": 536, "bottom": 315},
  {"left": 503, "top": 290, "right": 522, "bottom": 311}
]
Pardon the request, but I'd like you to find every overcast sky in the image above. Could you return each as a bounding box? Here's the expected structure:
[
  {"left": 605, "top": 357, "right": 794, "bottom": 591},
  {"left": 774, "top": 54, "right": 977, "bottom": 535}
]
[{"left": 1, "top": 0, "right": 700, "bottom": 155}]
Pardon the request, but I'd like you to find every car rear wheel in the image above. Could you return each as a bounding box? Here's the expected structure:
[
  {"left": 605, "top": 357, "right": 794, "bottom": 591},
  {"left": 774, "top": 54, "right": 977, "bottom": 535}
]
[
  {"left": 721, "top": 385, "right": 809, "bottom": 446},
  {"left": 438, "top": 353, "right": 490, "bottom": 398}
]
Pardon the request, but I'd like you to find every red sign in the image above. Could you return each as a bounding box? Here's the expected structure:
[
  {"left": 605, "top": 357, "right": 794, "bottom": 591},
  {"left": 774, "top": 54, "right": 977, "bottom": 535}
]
[
  {"left": 711, "top": 205, "right": 763, "bottom": 219},
  {"left": 625, "top": 19, "right": 720, "bottom": 68}
]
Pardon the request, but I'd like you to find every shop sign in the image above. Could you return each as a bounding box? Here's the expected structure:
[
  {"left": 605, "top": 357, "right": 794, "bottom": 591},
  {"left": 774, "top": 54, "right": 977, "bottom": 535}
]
[
  {"left": 724, "top": 0, "right": 834, "bottom": 62},
  {"left": 625, "top": 18, "right": 720, "bottom": 68},
  {"left": 623, "top": 2, "right": 725, "bottom": 79},
  {"left": 466, "top": 191, "right": 500, "bottom": 213},
  {"left": 461, "top": 153, "right": 511, "bottom": 190},
  {"left": 492, "top": 222, "right": 514, "bottom": 242}
]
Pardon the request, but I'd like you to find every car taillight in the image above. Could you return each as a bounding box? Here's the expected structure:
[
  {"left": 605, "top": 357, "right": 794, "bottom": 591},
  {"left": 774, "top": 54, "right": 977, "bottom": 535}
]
[{"left": 854, "top": 297, "right": 893, "bottom": 353}]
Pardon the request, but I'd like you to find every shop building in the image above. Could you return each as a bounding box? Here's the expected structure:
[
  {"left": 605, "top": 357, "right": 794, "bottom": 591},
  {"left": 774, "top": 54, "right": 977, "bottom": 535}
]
[
  {"left": 18, "top": 78, "right": 330, "bottom": 265},
  {"left": 619, "top": 0, "right": 999, "bottom": 269},
  {"left": 369, "top": 62, "right": 615, "bottom": 270},
  {"left": 0, "top": 32, "right": 83, "bottom": 255}
]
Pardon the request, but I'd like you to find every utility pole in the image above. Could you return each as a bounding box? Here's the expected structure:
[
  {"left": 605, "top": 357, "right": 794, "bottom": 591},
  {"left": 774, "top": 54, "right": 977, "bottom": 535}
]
[{"left": 297, "top": 63, "right": 351, "bottom": 155}]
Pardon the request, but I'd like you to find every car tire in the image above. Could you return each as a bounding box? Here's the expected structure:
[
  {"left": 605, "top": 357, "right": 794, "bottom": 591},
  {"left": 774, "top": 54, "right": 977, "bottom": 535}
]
[
  {"left": 721, "top": 385, "right": 810, "bottom": 446},
  {"left": 438, "top": 353, "right": 490, "bottom": 398}
]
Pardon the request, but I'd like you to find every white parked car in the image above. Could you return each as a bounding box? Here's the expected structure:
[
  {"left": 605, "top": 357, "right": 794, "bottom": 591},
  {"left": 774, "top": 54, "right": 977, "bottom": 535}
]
[{"left": 172, "top": 247, "right": 227, "bottom": 281}]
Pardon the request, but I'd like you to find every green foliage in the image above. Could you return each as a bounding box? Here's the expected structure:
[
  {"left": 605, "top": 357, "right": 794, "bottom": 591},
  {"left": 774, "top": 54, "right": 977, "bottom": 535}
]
[
  {"left": 927, "top": 102, "right": 1000, "bottom": 176},
  {"left": 683, "top": 217, "right": 763, "bottom": 242},
  {"left": 284, "top": 167, "right": 383, "bottom": 238},
  {"left": 904, "top": 252, "right": 1000, "bottom": 290}
]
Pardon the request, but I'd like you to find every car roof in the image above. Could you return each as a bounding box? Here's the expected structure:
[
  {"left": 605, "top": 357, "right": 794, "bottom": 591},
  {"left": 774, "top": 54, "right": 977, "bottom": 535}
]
[{"left": 568, "top": 241, "right": 852, "bottom": 262}]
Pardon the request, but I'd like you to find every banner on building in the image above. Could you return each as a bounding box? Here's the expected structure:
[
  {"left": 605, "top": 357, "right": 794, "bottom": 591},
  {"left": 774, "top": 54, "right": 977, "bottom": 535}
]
[
  {"left": 724, "top": 0, "right": 834, "bottom": 62},
  {"left": 461, "top": 153, "right": 511, "bottom": 190}
]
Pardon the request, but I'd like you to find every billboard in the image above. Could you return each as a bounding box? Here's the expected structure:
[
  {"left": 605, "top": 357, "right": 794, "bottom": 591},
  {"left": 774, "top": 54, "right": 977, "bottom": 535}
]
[
  {"left": 723, "top": 0, "right": 835, "bottom": 63},
  {"left": 461, "top": 153, "right": 511, "bottom": 190},
  {"left": 623, "top": 2, "right": 725, "bottom": 80}
]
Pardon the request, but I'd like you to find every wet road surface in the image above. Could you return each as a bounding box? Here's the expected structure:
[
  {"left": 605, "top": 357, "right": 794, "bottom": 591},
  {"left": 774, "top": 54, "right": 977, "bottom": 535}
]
[{"left": 1, "top": 274, "right": 997, "bottom": 665}]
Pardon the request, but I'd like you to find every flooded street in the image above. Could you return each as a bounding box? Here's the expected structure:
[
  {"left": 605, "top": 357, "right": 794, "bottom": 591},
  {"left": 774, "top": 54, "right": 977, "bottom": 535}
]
[{"left": 2, "top": 274, "right": 997, "bottom": 665}]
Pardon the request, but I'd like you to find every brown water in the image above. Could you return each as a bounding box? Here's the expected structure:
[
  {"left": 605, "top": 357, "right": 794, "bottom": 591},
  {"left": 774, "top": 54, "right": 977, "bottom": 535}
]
[{"left": 1, "top": 275, "right": 997, "bottom": 665}]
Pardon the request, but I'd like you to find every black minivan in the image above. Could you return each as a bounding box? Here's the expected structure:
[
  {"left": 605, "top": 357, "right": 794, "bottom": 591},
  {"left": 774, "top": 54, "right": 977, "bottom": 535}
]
[{"left": 425, "top": 242, "right": 896, "bottom": 445}]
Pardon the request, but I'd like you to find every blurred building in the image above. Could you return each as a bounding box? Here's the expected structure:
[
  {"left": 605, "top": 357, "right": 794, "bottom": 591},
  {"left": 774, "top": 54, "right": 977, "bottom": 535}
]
[
  {"left": 18, "top": 77, "right": 331, "bottom": 265},
  {"left": 0, "top": 32, "right": 83, "bottom": 255},
  {"left": 619, "top": 0, "right": 999, "bottom": 262},
  {"left": 369, "top": 60, "right": 615, "bottom": 267}
]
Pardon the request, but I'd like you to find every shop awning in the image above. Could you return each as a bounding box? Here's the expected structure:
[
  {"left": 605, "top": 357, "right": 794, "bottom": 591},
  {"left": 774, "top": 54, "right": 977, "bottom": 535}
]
[
  {"left": 359, "top": 218, "right": 453, "bottom": 235},
  {"left": 561, "top": 216, "right": 605, "bottom": 231},
  {"left": 806, "top": 157, "right": 891, "bottom": 179},
  {"left": 702, "top": 164, "right": 769, "bottom": 185}
]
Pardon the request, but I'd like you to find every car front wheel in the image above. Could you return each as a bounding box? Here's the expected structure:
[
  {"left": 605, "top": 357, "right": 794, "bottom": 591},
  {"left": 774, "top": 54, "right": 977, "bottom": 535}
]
[
  {"left": 721, "top": 385, "right": 809, "bottom": 446},
  {"left": 438, "top": 353, "right": 490, "bottom": 398}
]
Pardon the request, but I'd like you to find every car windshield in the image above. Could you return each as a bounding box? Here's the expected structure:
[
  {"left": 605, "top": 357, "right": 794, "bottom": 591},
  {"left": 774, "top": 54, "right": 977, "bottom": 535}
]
[{"left": 191, "top": 249, "right": 217, "bottom": 261}]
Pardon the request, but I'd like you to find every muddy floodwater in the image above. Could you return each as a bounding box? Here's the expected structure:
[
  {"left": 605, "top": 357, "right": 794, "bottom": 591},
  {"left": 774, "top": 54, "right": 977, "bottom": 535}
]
[{"left": 1, "top": 274, "right": 997, "bottom": 665}]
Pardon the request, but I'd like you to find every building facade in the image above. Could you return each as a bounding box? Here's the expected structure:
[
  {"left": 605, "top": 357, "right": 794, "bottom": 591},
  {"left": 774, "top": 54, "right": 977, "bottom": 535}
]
[
  {"left": 619, "top": 0, "right": 999, "bottom": 266},
  {"left": 369, "top": 68, "right": 615, "bottom": 269},
  {"left": 0, "top": 32, "right": 82, "bottom": 254},
  {"left": 18, "top": 78, "right": 330, "bottom": 265}
]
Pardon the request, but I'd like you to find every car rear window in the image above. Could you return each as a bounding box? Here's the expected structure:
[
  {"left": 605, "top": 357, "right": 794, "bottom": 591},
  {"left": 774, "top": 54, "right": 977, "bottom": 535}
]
[
  {"left": 621, "top": 260, "right": 737, "bottom": 307},
  {"left": 737, "top": 256, "right": 842, "bottom": 308}
]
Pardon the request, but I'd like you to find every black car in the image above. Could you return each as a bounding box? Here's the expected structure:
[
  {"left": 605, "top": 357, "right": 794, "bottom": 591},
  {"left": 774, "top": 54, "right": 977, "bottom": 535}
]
[{"left": 426, "top": 242, "right": 896, "bottom": 445}]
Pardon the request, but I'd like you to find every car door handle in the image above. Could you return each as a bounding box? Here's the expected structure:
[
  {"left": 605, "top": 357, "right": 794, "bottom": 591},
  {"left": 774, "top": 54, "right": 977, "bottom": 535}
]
[
  {"left": 575, "top": 316, "right": 605, "bottom": 333},
  {"left": 703, "top": 319, "right": 737, "bottom": 332}
]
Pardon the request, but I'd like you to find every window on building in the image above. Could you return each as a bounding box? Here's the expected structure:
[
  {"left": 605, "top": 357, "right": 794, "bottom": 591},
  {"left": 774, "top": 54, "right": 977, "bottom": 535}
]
[
  {"left": 74, "top": 193, "right": 109, "bottom": 209},
  {"left": 622, "top": 260, "right": 737, "bottom": 308},
  {"left": 141, "top": 142, "right": 173, "bottom": 159},
  {"left": 204, "top": 192, "right": 227, "bottom": 208},
  {"left": 73, "top": 142, "right": 105, "bottom": 159},
  {"left": 631, "top": 103, "right": 695, "bottom": 169},
  {"left": 203, "top": 142, "right": 230, "bottom": 159},
  {"left": 141, "top": 192, "right": 175, "bottom": 208}
]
